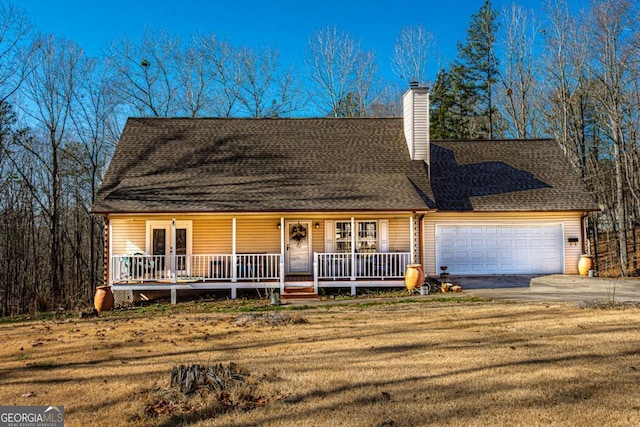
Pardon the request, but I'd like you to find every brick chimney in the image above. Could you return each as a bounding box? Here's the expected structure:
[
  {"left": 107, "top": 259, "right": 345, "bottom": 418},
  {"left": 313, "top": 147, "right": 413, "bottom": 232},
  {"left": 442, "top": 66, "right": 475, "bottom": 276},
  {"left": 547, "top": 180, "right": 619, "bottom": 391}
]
[{"left": 403, "top": 82, "right": 430, "bottom": 168}]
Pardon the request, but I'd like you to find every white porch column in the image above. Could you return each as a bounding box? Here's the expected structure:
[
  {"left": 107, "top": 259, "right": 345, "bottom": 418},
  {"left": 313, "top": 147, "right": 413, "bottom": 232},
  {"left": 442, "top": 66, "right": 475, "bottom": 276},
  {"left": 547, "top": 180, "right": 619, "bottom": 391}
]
[
  {"left": 313, "top": 252, "right": 319, "bottom": 294},
  {"left": 171, "top": 219, "right": 176, "bottom": 283},
  {"left": 280, "top": 217, "right": 285, "bottom": 292},
  {"left": 410, "top": 215, "right": 415, "bottom": 264},
  {"left": 231, "top": 218, "right": 237, "bottom": 283},
  {"left": 350, "top": 217, "right": 356, "bottom": 280}
]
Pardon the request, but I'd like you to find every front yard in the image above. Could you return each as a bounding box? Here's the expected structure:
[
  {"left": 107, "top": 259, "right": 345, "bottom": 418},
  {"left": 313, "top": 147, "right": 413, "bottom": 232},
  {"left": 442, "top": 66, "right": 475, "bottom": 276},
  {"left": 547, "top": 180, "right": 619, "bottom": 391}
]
[{"left": 1, "top": 298, "right": 639, "bottom": 426}]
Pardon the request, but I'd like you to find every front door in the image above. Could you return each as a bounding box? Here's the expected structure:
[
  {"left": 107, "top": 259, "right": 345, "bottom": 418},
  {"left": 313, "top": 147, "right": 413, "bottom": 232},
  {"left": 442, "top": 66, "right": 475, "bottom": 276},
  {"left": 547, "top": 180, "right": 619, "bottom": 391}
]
[{"left": 285, "top": 221, "right": 312, "bottom": 274}]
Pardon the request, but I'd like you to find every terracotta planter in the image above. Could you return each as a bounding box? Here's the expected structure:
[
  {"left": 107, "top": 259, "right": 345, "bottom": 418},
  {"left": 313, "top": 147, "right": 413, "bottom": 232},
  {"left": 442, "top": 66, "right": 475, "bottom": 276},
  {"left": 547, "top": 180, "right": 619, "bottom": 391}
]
[
  {"left": 94, "top": 286, "right": 114, "bottom": 312},
  {"left": 578, "top": 255, "right": 593, "bottom": 277},
  {"left": 405, "top": 264, "right": 424, "bottom": 291}
]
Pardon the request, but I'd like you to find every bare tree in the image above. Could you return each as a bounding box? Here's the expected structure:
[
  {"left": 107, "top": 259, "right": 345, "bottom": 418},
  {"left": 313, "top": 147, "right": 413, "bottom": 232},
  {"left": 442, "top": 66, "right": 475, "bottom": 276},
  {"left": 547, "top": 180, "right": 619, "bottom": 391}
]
[
  {"left": 106, "top": 27, "right": 181, "bottom": 117},
  {"left": 497, "top": 4, "right": 542, "bottom": 138},
  {"left": 369, "top": 83, "right": 403, "bottom": 117},
  {"left": 588, "top": 0, "right": 640, "bottom": 276},
  {"left": 305, "top": 26, "right": 379, "bottom": 117},
  {"left": 0, "top": 2, "right": 35, "bottom": 102},
  {"left": 391, "top": 25, "right": 437, "bottom": 87},
  {"left": 236, "top": 46, "right": 304, "bottom": 117},
  {"left": 196, "top": 34, "right": 244, "bottom": 117},
  {"left": 176, "top": 34, "right": 219, "bottom": 117},
  {"left": 69, "top": 58, "right": 120, "bottom": 294},
  {"left": 542, "top": 0, "right": 593, "bottom": 171},
  {"left": 13, "top": 35, "right": 87, "bottom": 302}
]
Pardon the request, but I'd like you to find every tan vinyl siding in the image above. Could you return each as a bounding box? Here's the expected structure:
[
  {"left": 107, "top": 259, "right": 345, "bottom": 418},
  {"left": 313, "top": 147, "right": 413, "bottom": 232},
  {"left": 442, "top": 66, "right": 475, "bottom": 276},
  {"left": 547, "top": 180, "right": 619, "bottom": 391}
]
[
  {"left": 192, "top": 218, "right": 232, "bottom": 254},
  {"left": 388, "top": 218, "right": 411, "bottom": 252},
  {"left": 422, "top": 211, "right": 585, "bottom": 276},
  {"left": 312, "top": 222, "right": 324, "bottom": 254},
  {"left": 110, "top": 218, "right": 146, "bottom": 254},
  {"left": 236, "top": 218, "right": 281, "bottom": 253}
]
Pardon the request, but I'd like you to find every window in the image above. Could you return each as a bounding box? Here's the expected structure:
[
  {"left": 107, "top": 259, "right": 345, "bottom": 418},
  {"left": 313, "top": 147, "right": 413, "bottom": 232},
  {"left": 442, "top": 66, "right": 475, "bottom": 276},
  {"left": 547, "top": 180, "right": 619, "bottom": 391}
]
[
  {"left": 358, "top": 221, "right": 377, "bottom": 252},
  {"left": 335, "top": 221, "right": 351, "bottom": 253},
  {"left": 334, "top": 221, "right": 377, "bottom": 253}
]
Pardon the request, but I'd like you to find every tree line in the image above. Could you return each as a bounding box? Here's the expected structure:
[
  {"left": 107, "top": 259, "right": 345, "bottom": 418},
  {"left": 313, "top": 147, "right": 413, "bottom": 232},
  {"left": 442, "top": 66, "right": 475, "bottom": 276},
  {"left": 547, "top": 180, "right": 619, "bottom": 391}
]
[{"left": 0, "top": 0, "right": 638, "bottom": 315}]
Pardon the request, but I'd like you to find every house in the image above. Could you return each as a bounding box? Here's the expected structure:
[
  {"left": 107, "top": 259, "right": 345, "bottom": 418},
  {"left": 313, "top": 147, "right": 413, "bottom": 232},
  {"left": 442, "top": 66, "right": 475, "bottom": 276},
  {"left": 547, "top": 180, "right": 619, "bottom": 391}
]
[{"left": 92, "top": 85, "right": 598, "bottom": 302}]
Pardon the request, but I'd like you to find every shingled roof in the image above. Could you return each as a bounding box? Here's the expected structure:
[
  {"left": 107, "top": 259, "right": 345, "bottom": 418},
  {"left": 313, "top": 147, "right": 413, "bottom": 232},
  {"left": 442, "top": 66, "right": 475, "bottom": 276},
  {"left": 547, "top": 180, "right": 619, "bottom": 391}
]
[
  {"left": 92, "top": 118, "right": 597, "bottom": 214},
  {"left": 429, "top": 139, "right": 598, "bottom": 211},
  {"left": 92, "top": 117, "right": 435, "bottom": 213}
]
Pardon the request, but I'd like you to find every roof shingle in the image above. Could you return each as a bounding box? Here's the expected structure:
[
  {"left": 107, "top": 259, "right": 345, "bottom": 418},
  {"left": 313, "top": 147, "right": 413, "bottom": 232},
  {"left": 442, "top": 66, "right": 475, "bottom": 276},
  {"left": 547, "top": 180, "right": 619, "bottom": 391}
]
[
  {"left": 429, "top": 139, "right": 598, "bottom": 211},
  {"left": 92, "top": 118, "right": 598, "bottom": 214},
  {"left": 93, "top": 118, "right": 435, "bottom": 213}
]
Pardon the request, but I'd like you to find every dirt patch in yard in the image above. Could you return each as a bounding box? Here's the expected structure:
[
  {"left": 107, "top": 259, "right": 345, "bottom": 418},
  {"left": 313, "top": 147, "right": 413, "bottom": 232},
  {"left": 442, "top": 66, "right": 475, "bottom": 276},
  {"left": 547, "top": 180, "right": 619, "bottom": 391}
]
[{"left": 0, "top": 300, "right": 639, "bottom": 426}]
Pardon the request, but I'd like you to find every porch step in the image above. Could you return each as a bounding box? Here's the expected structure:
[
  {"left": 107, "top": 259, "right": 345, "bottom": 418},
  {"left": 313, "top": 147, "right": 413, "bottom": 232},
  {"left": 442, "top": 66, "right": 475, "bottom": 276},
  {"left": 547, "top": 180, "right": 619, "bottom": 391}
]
[{"left": 281, "top": 286, "right": 318, "bottom": 300}]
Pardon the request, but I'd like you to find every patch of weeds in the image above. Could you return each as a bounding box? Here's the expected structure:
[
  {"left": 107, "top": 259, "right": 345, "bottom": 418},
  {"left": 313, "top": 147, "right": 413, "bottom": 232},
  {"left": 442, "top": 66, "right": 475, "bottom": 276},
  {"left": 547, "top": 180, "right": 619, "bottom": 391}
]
[
  {"left": 16, "top": 353, "right": 29, "bottom": 361},
  {"left": 575, "top": 300, "right": 640, "bottom": 310},
  {"left": 230, "top": 312, "right": 307, "bottom": 327}
]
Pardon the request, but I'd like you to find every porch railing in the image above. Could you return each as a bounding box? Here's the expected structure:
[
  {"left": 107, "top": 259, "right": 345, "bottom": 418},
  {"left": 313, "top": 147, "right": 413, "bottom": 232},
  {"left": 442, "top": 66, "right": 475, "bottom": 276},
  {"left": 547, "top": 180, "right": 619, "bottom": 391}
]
[
  {"left": 110, "top": 253, "right": 281, "bottom": 283},
  {"left": 111, "top": 252, "right": 409, "bottom": 284},
  {"left": 315, "top": 252, "right": 411, "bottom": 280}
]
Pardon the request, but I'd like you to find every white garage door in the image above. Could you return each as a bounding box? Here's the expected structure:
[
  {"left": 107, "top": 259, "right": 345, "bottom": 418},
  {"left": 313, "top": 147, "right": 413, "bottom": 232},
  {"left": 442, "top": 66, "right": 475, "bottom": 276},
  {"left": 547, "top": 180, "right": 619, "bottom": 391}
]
[{"left": 436, "top": 224, "right": 564, "bottom": 275}]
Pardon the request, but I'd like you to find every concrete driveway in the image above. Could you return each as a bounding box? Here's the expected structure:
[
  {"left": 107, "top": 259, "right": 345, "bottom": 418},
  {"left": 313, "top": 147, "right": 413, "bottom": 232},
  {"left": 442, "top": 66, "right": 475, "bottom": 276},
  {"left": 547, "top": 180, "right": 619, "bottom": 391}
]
[{"left": 451, "top": 274, "right": 640, "bottom": 302}]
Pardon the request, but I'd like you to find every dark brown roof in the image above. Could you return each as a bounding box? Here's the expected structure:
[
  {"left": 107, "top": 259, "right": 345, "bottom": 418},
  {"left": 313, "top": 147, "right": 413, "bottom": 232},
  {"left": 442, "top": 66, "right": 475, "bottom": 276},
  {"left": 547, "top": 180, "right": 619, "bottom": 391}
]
[
  {"left": 92, "top": 118, "right": 435, "bottom": 213},
  {"left": 92, "top": 118, "right": 597, "bottom": 214},
  {"left": 429, "top": 139, "right": 599, "bottom": 211}
]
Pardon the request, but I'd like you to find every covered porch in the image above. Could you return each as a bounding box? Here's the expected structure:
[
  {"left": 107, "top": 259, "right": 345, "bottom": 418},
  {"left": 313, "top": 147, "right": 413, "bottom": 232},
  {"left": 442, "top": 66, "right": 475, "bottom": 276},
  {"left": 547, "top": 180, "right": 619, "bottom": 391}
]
[
  {"left": 109, "top": 251, "right": 411, "bottom": 302},
  {"left": 107, "top": 214, "right": 419, "bottom": 302}
]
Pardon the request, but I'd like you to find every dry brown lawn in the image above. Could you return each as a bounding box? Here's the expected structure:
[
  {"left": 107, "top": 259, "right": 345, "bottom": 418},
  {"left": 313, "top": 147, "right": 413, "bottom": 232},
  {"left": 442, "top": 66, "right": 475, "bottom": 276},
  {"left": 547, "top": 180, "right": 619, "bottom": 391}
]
[{"left": 1, "top": 299, "right": 639, "bottom": 426}]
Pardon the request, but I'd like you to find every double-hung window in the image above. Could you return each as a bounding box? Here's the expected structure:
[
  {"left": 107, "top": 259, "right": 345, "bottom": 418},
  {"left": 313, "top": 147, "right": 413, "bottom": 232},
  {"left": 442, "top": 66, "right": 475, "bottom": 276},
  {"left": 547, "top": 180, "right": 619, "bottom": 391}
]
[
  {"left": 335, "top": 221, "right": 352, "bottom": 253},
  {"left": 334, "top": 221, "right": 377, "bottom": 253},
  {"left": 357, "top": 221, "right": 377, "bottom": 253}
]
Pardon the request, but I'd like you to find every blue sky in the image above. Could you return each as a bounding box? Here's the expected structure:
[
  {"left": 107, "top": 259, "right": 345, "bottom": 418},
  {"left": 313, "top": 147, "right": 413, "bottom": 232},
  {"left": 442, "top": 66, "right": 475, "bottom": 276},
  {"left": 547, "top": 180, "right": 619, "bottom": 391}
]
[{"left": 17, "top": 0, "right": 577, "bottom": 84}]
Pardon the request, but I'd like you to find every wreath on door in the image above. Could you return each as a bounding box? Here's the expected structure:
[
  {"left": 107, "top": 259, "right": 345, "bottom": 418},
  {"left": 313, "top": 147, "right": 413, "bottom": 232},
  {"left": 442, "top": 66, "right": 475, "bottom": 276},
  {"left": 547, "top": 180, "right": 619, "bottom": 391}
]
[{"left": 290, "top": 223, "right": 307, "bottom": 245}]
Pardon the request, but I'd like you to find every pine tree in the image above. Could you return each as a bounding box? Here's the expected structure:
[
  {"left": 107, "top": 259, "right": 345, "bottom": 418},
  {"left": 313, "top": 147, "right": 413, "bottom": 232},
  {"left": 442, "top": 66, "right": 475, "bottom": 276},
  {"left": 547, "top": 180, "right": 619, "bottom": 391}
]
[
  {"left": 454, "top": 0, "right": 501, "bottom": 139},
  {"left": 430, "top": 68, "right": 476, "bottom": 139}
]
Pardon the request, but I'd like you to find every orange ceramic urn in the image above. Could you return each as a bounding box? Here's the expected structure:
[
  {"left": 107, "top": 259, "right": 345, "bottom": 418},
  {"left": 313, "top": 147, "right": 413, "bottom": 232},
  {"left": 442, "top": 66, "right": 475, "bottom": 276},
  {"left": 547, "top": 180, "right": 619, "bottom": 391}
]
[
  {"left": 405, "top": 264, "right": 425, "bottom": 291},
  {"left": 94, "top": 286, "right": 114, "bottom": 312},
  {"left": 578, "top": 255, "right": 593, "bottom": 277}
]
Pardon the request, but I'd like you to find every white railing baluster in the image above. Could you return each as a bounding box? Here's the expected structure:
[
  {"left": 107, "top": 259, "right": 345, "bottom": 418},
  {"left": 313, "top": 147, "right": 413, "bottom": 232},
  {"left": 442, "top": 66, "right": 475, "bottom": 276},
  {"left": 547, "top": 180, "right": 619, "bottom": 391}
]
[
  {"left": 110, "top": 253, "right": 282, "bottom": 283},
  {"left": 315, "top": 252, "right": 410, "bottom": 280}
]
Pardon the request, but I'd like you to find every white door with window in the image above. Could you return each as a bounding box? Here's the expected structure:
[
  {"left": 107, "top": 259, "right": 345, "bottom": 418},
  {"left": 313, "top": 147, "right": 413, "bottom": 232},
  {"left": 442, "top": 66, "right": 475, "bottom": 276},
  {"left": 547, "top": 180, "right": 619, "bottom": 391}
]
[
  {"left": 146, "top": 220, "right": 192, "bottom": 278},
  {"left": 285, "top": 221, "right": 312, "bottom": 274}
]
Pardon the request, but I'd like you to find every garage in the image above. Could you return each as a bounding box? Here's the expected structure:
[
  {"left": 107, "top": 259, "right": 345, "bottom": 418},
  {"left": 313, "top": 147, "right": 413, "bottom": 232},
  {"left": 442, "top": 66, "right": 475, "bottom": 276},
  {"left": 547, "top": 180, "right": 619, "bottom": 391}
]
[{"left": 435, "top": 224, "right": 564, "bottom": 275}]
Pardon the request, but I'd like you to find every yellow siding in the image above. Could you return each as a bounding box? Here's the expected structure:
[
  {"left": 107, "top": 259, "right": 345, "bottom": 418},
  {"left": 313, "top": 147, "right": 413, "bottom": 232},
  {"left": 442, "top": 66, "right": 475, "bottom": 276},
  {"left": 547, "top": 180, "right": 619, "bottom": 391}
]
[
  {"left": 422, "top": 212, "right": 585, "bottom": 276},
  {"left": 236, "top": 218, "right": 281, "bottom": 253},
  {"left": 193, "top": 218, "right": 232, "bottom": 254},
  {"left": 108, "top": 213, "right": 417, "bottom": 256},
  {"left": 312, "top": 222, "right": 324, "bottom": 254},
  {"left": 110, "top": 218, "right": 146, "bottom": 254},
  {"left": 389, "top": 218, "right": 411, "bottom": 252}
]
